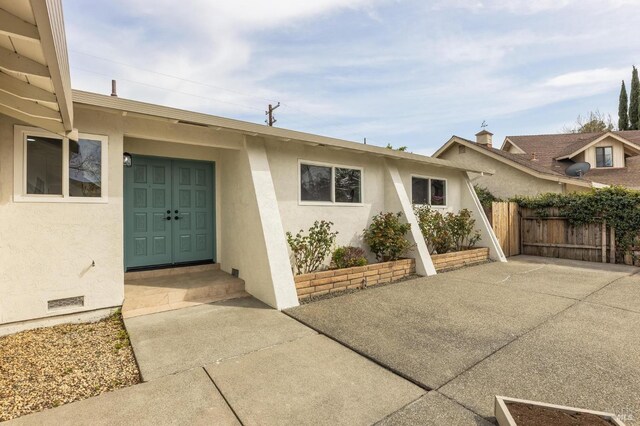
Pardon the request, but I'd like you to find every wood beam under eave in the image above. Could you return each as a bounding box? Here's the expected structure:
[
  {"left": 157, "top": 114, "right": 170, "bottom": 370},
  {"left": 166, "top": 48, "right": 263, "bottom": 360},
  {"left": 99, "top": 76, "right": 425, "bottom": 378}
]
[
  {"left": 0, "top": 103, "right": 64, "bottom": 134},
  {"left": 0, "top": 72, "right": 56, "bottom": 102},
  {"left": 0, "top": 89, "right": 60, "bottom": 120},
  {"left": 0, "top": 46, "right": 48, "bottom": 77},
  {"left": 0, "top": 8, "right": 39, "bottom": 41}
]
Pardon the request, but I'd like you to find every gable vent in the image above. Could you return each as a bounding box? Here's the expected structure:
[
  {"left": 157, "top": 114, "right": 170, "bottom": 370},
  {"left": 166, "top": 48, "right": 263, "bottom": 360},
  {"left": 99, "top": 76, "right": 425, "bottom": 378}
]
[{"left": 48, "top": 296, "right": 84, "bottom": 310}]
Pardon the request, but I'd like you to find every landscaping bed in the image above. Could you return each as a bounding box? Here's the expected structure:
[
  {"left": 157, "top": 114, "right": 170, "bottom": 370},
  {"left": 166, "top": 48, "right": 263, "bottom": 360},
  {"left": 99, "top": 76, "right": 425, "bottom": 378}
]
[
  {"left": 431, "top": 247, "right": 490, "bottom": 271},
  {"left": 295, "top": 258, "right": 416, "bottom": 300},
  {"left": 0, "top": 311, "right": 140, "bottom": 421}
]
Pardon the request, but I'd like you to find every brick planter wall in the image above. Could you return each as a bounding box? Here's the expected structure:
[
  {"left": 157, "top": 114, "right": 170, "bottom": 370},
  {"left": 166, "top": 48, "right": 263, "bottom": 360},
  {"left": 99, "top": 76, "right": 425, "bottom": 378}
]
[
  {"left": 431, "top": 247, "right": 489, "bottom": 271},
  {"left": 295, "top": 258, "right": 416, "bottom": 300}
]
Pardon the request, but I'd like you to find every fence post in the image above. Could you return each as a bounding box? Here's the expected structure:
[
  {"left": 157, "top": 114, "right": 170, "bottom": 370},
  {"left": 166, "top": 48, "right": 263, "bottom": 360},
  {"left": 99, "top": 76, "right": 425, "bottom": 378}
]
[
  {"left": 610, "top": 227, "right": 616, "bottom": 264},
  {"left": 601, "top": 220, "right": 607, "bottom": 263}
]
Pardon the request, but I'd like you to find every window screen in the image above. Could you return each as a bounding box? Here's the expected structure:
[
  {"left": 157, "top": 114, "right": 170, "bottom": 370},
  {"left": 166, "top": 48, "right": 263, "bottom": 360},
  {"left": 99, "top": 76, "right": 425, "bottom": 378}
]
[
  {"left": 300, "top": 164, "right": 332, "bottom": 201},
  {"left": 26, "top": 136, "right": 63, "bottom": 195}
]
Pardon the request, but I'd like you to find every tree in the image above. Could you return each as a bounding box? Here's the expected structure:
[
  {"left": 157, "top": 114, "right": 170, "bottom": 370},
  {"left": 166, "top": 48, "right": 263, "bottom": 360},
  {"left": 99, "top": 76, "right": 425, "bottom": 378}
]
[
  {"left": 630, "top": 66, "right": 640, "bottom": 130},
  {"left": 386, "top": 143, "right": 408, "bottom": 152},
  {"left": 618, "top": 80, "right": 629, "bottom": 131},
  {"left": 563, "top": 110, "right": 615, "bottom": 133}
]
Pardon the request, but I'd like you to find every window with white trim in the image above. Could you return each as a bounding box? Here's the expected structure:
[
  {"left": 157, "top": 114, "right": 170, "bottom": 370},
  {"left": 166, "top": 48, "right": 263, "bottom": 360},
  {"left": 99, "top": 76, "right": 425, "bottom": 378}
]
[
  {"left": 412, "top": 176, "right": 447, "bottom": 206},
  {"left": 14, "top": 126, "right": 108, "bottom": 202},
  {"left": 300, "top": 162, "right": 362, "bottom": 204}
]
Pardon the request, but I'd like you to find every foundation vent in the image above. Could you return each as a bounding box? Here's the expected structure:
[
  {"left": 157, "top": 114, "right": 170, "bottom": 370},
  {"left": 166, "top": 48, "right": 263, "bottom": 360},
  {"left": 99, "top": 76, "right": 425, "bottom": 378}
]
[
  {"left": 232, "top": 268, "right": 240, "bottom": 278},
  {"left": 48, "top": 296, "right": 84, "bottom": 311}
]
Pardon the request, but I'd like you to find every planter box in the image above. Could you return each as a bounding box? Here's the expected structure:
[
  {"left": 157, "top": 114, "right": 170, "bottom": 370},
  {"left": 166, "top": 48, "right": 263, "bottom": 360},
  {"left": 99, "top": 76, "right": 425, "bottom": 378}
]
[
  {"left": 294, "top": 258, "right": 416, "bottom": 300},
  {"left": 495, "top": 396, "right": 626, "bottom": 426},
  {"left": 431, "top": 247, "right": 489, "bottom": 271}
]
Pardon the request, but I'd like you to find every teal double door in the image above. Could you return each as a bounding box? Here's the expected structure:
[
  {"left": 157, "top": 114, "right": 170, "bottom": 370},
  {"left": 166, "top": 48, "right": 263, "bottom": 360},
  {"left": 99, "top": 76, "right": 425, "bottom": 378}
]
[{"left": 124, "top": 156, "right": 215, "bottom": 270}]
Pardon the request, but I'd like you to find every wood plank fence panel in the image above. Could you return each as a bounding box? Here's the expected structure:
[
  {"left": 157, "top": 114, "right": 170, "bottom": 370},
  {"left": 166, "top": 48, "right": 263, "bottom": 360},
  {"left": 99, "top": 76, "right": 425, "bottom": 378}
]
[{"left": 492, "top": 201, "right": 520, "bottom": 257}]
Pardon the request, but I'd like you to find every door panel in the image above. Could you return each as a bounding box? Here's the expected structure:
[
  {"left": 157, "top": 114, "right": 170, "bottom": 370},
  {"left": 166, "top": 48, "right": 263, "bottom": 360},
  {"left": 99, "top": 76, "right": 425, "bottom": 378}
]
[
  {"left": 125, "top": 156, "right": 215, "bottom": 270},
  {"left": 125, "top": 157, "right": 173, "bottom": 268},
  {"left": 172, "top": 160, "right": 215, "bottom": 264}
]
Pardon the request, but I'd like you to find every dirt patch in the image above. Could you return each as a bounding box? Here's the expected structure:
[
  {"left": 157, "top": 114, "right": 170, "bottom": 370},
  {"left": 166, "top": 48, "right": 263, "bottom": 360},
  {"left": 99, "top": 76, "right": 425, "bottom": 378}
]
[
  {"left": 0, "top": 311, "right": 140, "bottom": 421},
  {"left": 507, "top": 402, "right": 616, "bottom": 426}
]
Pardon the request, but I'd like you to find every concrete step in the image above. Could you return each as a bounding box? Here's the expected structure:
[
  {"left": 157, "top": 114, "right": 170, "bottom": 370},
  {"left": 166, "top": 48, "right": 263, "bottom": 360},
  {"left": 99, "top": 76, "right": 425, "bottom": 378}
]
[
  {"left": 125, "top": 263, "right": 220, "bottom": 280},
  {"left": 122, "top": 269, "right": 247, "bottom": 319}
]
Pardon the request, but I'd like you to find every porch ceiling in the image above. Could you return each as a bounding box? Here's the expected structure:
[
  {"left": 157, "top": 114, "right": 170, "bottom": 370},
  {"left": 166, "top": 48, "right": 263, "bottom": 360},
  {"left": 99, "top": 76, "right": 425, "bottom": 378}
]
[{"left": 0, "top": 0, "right": 74, "bottom": 138}]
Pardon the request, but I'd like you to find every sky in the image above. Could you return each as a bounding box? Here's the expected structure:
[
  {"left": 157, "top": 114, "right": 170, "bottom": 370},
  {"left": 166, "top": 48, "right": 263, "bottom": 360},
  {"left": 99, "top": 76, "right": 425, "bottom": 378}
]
[{"left": 63, "top": 0, "right": 640, "bottom": 155}]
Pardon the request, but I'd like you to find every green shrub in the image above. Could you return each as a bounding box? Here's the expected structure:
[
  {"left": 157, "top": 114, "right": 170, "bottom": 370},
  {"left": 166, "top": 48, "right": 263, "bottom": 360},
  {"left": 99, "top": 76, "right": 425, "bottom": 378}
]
[
  {"left": 363, "top": 212, "right": 413, "bottom": 261},
  {"left": 474, "top": 185, "right": 500, "bottom": 209},
  {"left": 331, "top": 246, "right": 368, "bottom": 269},
  {"left": 286, "top": 220, "right": 338, "bottom": 275},
  {"left": 414, "top": 206, "right": 481, "bottom": 254}
]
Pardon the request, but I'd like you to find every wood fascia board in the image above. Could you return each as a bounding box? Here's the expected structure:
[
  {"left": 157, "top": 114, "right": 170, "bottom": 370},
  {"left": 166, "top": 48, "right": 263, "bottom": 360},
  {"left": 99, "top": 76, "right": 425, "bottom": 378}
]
[
  {"left": 0, "top": 45, "right": 48, "bottom": 77},
  {"left": 0, "top": 8, "right": 40, "bottom": 41},
  {"left": 30, "top": 0, "right": 73, "bottom": 131},
  {"left": 0, "top": 71, "right": 57, "bottom": 102}
]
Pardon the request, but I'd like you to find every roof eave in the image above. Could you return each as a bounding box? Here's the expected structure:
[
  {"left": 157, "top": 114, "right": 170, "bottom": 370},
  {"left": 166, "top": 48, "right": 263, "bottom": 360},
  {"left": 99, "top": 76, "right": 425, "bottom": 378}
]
[{"left": 72, "top": 90, "right": 493, "bottom": 175}]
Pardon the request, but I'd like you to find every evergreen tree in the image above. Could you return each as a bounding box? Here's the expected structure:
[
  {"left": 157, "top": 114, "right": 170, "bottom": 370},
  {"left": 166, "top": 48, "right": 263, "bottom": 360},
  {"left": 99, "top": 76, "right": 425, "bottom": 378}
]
[
  {"left": 631, "top": 66, "right": 640, "bottom": 130},
  {"left": 618, "top": 80, "right": 629, "bottom": 130}
]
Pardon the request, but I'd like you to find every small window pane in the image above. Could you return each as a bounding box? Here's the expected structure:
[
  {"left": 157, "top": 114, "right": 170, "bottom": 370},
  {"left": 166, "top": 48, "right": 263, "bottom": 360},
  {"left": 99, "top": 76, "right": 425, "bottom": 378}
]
[
  {"left": 69, "top": 139, "right": 102, "bottom": 197},
  {"left": 300, "top": 164, "right": 331, "bottom": 202},
  {"left": 412, "top": 177, "right": 429, "bottom": 204},
  {"left": 26, "top": 136, "right": 62, "bottom": 194},
  {"left": 596, "top": 146, "right": 613, "bottom": 167},
  {"left": 431, "top": 179, "right": 446, "bottom": 205},
  {"left": 335, "top": 168, "right": 361, "bottom": 203}
]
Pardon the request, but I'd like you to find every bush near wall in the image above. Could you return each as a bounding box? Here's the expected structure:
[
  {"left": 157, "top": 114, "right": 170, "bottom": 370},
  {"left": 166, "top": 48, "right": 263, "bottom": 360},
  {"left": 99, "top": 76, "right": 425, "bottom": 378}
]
[{"left": 294, "top": 258, "right": 415, "bottom": 300}]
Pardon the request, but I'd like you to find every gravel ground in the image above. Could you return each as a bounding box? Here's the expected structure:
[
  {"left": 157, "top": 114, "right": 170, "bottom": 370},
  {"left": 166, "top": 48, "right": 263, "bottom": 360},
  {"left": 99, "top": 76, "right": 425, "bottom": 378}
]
[{"left": 0, "top": 311, "right": 140, "bottom": 421}]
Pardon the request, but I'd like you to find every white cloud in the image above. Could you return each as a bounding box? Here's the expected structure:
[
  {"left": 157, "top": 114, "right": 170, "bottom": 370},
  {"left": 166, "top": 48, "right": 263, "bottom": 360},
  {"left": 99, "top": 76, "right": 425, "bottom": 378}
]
[{"left": 544, "top": 67, "right": 628, "bottom": 88}]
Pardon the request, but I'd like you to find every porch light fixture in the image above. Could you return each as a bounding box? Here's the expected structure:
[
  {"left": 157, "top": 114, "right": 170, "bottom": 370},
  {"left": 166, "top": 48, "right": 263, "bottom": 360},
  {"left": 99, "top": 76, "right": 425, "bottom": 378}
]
[{"left": 123, "top": 152, "right": 132, "bottom": 167}]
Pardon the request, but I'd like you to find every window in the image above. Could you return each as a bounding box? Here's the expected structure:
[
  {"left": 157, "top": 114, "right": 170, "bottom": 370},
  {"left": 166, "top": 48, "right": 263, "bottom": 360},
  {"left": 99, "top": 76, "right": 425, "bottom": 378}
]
[
  {"left": 26, "top": 136, "right": 63, "bottom": 194},
  {"left": 69, "top": 139, "right": 102, "bottom": 197},
  {"left": 300, "top": 161, "right": 362, "bottom": 204},
  {"left": 14, "top": 126, "right": 108, "bottom": 202},
  {"left": 412, "top": 176, "right": 447, "bottom": 206},
  {"left": 595, "top": 146, "right": 613, "bottom": 168}
]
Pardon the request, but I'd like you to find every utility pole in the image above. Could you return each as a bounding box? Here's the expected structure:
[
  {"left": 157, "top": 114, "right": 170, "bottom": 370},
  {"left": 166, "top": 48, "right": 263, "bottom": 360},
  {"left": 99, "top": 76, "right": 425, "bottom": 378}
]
[{"left": 265, "top": 102, "right": 280, "bottom": 126}]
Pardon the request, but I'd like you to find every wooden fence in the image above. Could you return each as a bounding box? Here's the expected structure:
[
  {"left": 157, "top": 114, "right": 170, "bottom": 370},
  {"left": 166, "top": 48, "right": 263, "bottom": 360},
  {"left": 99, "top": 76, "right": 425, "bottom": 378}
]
[{"left": 491, "top": 202, "right": 638, "bottom": 265}]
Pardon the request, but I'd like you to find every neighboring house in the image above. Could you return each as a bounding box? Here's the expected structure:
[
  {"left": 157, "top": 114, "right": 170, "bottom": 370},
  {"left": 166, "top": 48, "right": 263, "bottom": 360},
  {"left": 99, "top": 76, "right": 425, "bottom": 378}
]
[
  {"left": 0, "top": 1, "right": 504, "bottom": 333},
  {"left": 434, "top": 130, "right": 640, "bottom": 199}
]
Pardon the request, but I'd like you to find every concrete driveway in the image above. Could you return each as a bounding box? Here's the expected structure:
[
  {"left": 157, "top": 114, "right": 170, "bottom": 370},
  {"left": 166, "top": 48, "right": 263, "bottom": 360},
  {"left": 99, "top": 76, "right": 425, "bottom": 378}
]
[{"left": 287, "top": 256, "right": 640, "bottom": 423}]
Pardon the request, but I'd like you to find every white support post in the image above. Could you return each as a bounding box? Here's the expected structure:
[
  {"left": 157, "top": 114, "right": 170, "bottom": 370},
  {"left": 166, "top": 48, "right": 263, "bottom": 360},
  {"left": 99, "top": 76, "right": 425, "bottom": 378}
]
[
  {"left": 244, "top": 137, "right": 299, "bottom": 309},
  {"left": 462, "top": 173, "right": 506, "bottom": 262},
  {"left": 385, "top": 160, "right": 437, "bottom": 276}
]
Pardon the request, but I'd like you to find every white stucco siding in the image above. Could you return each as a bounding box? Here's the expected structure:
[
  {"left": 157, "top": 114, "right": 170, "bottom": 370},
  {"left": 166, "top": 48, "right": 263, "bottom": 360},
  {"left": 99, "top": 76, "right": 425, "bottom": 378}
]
[
  {"left": 439, "top": 146, "right": 564, "bottom": 198},
  {"left": 0, "top": 108, "right": 125, "bottom": 325},
  {"left": 265, "top": 139, "right": 387, "bottom": 262}
]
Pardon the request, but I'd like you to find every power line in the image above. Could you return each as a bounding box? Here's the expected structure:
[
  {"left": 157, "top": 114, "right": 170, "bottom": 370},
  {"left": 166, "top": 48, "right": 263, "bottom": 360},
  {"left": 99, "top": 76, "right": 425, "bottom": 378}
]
[
  {"left": 70, "top": 49, "right": 278, "bottom": 105},
  {"left": 73, "top": 66, "right": 264, "bottom": 112},
  {"left": 69, "top": 49, "right": 313, "bottom": 117}
]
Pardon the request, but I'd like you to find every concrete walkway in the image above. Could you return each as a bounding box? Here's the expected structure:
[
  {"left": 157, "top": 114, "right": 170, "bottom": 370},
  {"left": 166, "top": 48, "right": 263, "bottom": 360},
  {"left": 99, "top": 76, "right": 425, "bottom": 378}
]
[
  {"left": 9, "top": 298, "right": 426, "bottom": 426},
  {"left": 288, "top": 256, "right": 640, "bottom": 423},
  {"left": 9, "top": 257, "right": 639, "bottom": 425}
]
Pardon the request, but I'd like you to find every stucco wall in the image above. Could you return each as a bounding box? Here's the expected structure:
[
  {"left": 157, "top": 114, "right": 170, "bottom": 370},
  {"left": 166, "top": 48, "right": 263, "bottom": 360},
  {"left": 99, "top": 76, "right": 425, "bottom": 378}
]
[
  {"left": 439, "top": 145, "right": 563, "bottom": 199},
  {"left": 265, "top": 139, "right": 480, "bottom": 266},
  {"left": 0, "top": 108, "right": 125, "bottom": 325}
]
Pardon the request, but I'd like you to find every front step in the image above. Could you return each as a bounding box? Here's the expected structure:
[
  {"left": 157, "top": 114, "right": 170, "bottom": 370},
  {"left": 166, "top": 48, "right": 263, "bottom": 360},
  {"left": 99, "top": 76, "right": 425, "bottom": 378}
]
[
  {"left": 124, "top": 263, "right": 220, "bottom": 280},
  {"left": 122, "top": 267, "right": 248, "bottom": 319}
]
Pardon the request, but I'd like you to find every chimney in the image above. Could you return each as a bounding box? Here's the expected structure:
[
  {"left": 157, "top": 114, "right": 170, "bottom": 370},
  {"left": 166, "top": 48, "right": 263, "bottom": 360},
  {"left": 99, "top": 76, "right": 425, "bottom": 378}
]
[{"left": 475, "top": 130, "right": 493, "bottom": 148}]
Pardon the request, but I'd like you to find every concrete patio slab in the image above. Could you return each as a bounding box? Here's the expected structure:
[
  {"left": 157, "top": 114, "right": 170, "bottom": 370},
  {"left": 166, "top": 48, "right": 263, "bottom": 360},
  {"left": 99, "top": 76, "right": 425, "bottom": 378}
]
[
  {"left": 376, "top": 392, "right": 492, "bottom": 426},
  {"left": 205, "top": 334, "right": 425, "bottom": 426},
  {"left": 6, "top": 368, "right": 239, "bottom": 426},
  {"left": 125, "top": 297, "right": 315, "bottom": 381},
  {"left": 439, "top": 302, "right": 640, "bottom": 420},
  {"left": 446, "top": 259, "right": 633, "bottom": 300},
  {"left": 286, "top": 274, "right": 574, "bottom": 389},
  {"left": 586, "top": 274, "right": 640, "bottom": 313}
]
